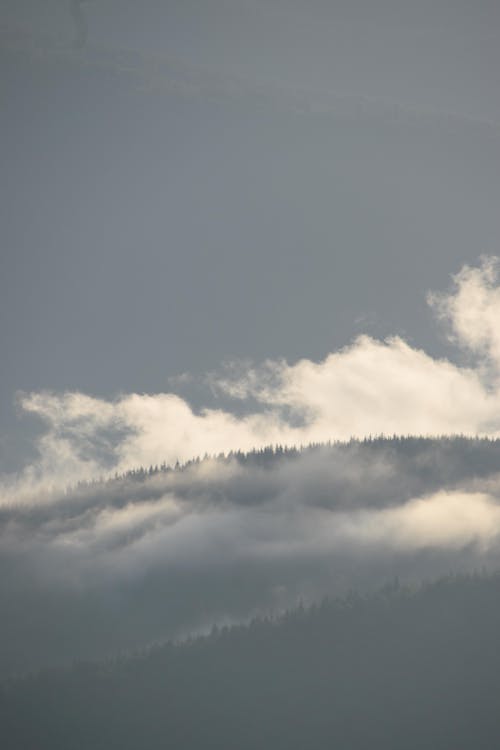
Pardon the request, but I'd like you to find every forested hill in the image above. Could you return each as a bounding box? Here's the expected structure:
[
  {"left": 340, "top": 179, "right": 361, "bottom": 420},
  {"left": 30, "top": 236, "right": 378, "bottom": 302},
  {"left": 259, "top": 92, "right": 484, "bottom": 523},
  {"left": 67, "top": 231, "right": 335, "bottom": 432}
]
[
  {"left": 2, "top": 572, "right": 500, "bottom": 750},
  {"left": 75, "top": 434, "right": 500, "bottom": 491}
]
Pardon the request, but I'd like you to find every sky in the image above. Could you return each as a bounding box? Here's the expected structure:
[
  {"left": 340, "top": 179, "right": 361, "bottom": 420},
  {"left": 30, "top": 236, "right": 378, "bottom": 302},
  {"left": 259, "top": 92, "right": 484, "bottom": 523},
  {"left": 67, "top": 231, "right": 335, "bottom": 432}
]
[
  {"left": 2, "top": 0, "right": 500, "bottom": 676},
  {"left": 2, "top": 0, "right": 500, "bottom": 474}
]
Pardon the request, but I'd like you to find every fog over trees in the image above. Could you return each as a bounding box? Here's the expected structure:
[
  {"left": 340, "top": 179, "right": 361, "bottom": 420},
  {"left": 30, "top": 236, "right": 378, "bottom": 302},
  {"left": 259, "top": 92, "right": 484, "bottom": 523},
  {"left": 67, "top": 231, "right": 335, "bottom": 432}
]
[{"left": 2, "top": 437, "right": 500, "bottom": 682}]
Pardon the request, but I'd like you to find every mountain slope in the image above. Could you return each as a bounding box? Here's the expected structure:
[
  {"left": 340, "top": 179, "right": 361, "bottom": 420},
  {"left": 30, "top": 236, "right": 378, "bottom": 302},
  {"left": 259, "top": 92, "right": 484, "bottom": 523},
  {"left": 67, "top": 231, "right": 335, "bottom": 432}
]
[{"left": 2, "top": 573, "right": 500, "bottom": 749}]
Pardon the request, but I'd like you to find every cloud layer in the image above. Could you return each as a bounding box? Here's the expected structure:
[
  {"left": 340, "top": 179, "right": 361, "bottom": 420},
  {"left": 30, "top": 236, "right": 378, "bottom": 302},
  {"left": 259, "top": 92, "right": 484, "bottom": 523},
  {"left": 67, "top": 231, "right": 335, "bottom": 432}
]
[{"left": 2, "top": 437, "right": 500, "bottom": 675}]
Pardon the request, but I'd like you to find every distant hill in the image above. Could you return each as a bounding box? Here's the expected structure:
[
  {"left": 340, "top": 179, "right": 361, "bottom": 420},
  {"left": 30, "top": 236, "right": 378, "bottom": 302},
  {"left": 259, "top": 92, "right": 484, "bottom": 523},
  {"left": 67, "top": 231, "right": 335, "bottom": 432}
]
[
  {"left": 2, "top": 571, "right": 500, "bottom": 749},
  {"left": 74, "top": 433, "right": 500, "bottom": 491}
]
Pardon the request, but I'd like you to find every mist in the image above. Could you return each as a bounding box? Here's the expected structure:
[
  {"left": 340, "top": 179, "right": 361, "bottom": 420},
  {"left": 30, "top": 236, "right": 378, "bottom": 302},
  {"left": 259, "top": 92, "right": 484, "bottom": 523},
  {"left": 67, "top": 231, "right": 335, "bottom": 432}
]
[{"left": 2, "top": 437, "right": 500, "bottom": 675}]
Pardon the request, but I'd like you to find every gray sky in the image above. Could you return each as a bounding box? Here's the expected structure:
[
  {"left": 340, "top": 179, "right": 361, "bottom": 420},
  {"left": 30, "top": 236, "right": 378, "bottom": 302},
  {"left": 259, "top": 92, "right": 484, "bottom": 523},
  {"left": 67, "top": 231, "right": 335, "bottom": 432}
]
[{"left": 2, "top": 0, "right": 500, "bottom": 472}]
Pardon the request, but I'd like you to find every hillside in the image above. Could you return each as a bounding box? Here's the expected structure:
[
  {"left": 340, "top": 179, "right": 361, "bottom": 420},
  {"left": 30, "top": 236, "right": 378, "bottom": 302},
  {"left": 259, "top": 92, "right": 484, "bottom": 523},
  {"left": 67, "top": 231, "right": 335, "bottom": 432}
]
[{"left": 2, "top": 572, "right": 500, "bottom": 749}]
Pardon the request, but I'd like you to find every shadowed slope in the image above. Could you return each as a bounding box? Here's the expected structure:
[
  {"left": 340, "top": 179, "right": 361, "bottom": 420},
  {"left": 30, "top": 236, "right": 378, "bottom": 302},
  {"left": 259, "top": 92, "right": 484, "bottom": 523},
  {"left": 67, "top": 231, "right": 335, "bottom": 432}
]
[{"left": 2, "top": 573, "right": 500, "bottom": 749}]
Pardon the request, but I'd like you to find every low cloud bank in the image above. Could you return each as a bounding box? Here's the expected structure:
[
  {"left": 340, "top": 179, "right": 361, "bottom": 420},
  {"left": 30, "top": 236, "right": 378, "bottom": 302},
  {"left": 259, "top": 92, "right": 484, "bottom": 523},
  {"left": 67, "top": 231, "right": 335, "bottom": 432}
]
[{"left": 2, "top": 438, "right": 500, "bottom": 674}]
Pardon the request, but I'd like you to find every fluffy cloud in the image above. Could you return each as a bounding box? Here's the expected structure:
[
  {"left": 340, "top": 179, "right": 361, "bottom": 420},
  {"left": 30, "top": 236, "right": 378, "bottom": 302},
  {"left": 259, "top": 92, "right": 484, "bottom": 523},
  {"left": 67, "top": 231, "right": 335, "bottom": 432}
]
[
  {"left": 428, "top": 256, "right": 500, "bottom": 371},
  {"left": 4, "top": 257, "right": 500, "bottom": 503}
]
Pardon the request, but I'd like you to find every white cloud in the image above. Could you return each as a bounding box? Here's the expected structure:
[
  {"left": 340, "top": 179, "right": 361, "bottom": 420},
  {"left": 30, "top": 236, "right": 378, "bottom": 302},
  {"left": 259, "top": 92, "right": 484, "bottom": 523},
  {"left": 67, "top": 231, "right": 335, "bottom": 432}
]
[
  {"left": 331, "top": 491, "right": 500, "bottom": 553},
  {"left": 3, "top": 256, "right": 500, "bottom": 503},
  {"left": 428, "top": 255, "right": 500, "bottom": 370}
]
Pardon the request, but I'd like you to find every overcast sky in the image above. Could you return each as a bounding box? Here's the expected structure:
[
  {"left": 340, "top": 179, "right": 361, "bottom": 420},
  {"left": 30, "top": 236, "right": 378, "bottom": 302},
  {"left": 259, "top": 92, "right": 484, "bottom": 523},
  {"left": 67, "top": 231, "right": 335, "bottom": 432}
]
[{"left": 2, "top": 0, "right": 500, "bottom": 474}]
